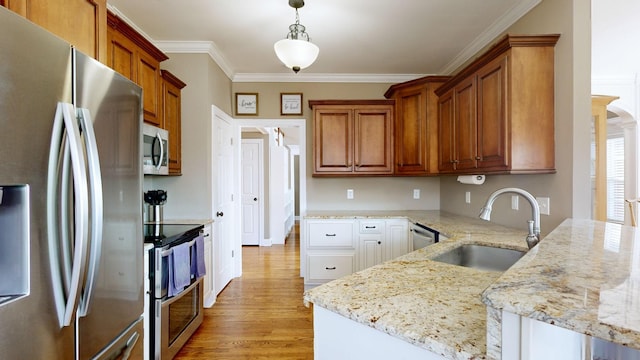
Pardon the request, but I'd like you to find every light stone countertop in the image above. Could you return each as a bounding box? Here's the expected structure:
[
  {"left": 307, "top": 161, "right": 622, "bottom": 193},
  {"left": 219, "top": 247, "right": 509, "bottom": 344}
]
[
  {"left": 303, "top": 212, "right": 640, "bottom": 358},
  {"left": 303, "top": 211, "right": 529, "bottom": 359},
  {"left": 482, "top": 218, "right": 640, "bottom": 351}
]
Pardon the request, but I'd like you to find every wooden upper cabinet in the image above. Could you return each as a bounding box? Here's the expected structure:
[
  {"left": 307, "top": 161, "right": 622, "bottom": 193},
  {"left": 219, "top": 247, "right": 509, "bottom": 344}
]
[
  {"left": 310, "top": 100, "right": 394, "bottom": 176},
  {"left": 161, "top": 70, "right": 187, "bottom": 175},
  {"left": 435, "top": 34, "right": 560, "bottom": 175},
  {"left": 1, "top": 0, "right": 107, "bottom": 62},
  {"left": 384, "top": 76, "right": 450, "bottom": 176},
  {"left": 106, "top": 11, "right": 168, "bottom": 127}
]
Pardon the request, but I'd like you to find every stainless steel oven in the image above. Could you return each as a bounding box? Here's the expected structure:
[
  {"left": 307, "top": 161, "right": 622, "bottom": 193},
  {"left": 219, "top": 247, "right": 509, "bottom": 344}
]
[{"left": 145, "top": 224, "right": 205, "bottom": 360}]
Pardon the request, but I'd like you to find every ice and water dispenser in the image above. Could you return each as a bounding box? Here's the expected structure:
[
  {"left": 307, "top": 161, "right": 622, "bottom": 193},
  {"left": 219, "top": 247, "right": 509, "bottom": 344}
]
[{"left": 0, "top": 185, "right": 29, "bottom": 305}]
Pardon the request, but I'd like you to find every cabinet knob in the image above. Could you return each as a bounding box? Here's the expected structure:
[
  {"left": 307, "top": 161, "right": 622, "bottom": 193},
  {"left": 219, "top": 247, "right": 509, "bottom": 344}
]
[
  {"left": 216, "top": 211, "right": 224, "bottom": 217},
  {"left": 253, "top": 197, "right": 258, "bottom": 201},
  {"left": 475, "top": 156, "right": 481, "bottom": 160},
  {"left": 377, "top": 241, "right": 381, "bottom": 245}
]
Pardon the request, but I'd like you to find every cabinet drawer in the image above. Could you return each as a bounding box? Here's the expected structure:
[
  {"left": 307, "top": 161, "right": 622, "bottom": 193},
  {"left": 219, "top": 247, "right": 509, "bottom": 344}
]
[
  {"left": 308, "top": 222, "right": 354, "bottom": 248},
  {"left": 359, "top": 220, "right": 384, "bottom": 234},
  {"left": 308, "top": 254, "right": 355, "bottom": 280}
]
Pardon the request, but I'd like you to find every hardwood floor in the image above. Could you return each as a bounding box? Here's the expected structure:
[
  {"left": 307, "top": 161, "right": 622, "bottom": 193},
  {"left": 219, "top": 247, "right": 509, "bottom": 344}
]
[{"left": 175, "top": 223, "right": 314, "bottom": 359}]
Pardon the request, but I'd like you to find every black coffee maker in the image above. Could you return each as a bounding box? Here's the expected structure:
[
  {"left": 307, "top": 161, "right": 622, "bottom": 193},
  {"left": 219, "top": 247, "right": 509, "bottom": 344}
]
[{"left": 144, "top": 190, "right": 167, "bottom": 223}]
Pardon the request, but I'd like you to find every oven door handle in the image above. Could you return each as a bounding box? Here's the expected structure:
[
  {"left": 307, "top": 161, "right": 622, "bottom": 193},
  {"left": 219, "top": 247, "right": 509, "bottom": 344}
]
[{"left": 161, "top": 277, "right": 202, "bottom": 305}]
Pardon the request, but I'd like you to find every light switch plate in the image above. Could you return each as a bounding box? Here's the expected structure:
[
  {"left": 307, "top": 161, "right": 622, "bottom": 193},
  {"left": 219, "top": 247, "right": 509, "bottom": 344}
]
[
  {"left": 465, "top": 191, "right": 471, "bottom": 204},
  {"left": 347, "top": 189, "right": 354, "bottom": 200},
  {"left": 536, "top": 197, "right": 550, "bottom": 215},
  {"left": 413, "top": 189, "right": 420, "bottom": 199}
]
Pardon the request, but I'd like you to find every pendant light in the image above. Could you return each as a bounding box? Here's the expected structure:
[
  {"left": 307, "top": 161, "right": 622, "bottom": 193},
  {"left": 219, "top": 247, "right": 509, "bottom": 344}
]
[{"left": 274, "top": 0, "right": 319, "bottom": 73}]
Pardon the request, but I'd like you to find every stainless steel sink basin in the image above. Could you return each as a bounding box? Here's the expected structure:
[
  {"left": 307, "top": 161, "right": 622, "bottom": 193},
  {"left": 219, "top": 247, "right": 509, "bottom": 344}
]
[{"left": 431, "top": 244, "right": 526, "bottom": 272}]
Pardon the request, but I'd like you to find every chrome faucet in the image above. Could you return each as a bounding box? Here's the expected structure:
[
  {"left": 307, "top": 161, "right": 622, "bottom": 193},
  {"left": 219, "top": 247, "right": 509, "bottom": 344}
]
[{"left": 479, "top": 187, "right": 541, "bottom": 249}]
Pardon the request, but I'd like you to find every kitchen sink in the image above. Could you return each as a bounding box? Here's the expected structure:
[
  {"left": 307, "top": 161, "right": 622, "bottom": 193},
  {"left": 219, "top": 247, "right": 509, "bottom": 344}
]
[{"left": 431, "top": 244, "right": 526, "bottom": 272}]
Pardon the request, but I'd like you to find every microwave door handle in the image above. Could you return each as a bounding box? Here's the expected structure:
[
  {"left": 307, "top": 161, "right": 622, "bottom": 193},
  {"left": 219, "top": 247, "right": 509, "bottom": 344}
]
[
  {"left": 47, "top": 102, "right": 90, "bottom": 327},
  {"left": 156, "top": 132, "right": 164, "bottom": 170},
  {"left": 76, "top": 108, "right": 104, "bottom": 317}
]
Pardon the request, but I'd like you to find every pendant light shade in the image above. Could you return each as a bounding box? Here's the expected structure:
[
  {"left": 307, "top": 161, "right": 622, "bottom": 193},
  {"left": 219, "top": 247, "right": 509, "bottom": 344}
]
[
  {"left": 274, "top": 38, "right": 319, "bottom": 73},
  {"left": 274, "top": 0, "right": 319, "bottom": 73}
]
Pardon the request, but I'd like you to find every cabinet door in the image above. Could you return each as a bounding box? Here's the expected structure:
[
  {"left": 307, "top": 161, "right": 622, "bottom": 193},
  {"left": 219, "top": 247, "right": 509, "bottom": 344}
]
[
  {"left": 313, "top": 108, "right": 353, "bottom": 173},
  {"left": 394, "top": 87, "right": 428, "bottom": 174},
  {"left": 385, "top": 219, "right": 409, "bottom": 260},
  {"left": 353, "top": 106, "right": 393, "bottom": 174},
  {"left": 138, "top": 51, "right": 162, "bottom": 127},
  {"left": 359, "top": 234, "right": 383, "bottom": 271},
  {"left": 106, "top": 28, "right": 136, "bottom": 81},
  {"left": 162, "top": 76, "right": 182, "bottom": 175},
  {"left": 438, "top": 89, "right": 456, "bottom": 173},
  {"left": 3, "top": 0, "right": 107, "bottom": 62},
  {"left": 477, "top": 55, "right": 509, "bottom": 170},
  {"left": 453, "top": 77, "right": 478, "bottom": 171}
]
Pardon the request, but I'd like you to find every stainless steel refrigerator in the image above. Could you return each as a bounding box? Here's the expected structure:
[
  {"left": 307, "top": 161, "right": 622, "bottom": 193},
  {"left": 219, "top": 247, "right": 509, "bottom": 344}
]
[{"left": 0, "top": 6, "right": 144, "bottom": 359}]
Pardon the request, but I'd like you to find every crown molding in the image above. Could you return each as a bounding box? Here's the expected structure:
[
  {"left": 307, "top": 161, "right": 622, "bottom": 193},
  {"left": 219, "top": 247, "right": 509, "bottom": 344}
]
[
  {"left": 154, "top": 41, "right": 235, "bottom": 80},
  {"left": 439, "top": 0, "right": 543, "bottom": 74},
  {"left": 231, "top": 73, "right": 426, "bottom": 83}
]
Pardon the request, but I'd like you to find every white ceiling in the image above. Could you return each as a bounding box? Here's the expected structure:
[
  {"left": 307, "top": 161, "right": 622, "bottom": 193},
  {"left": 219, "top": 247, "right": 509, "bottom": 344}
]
[{"left": 106, "top": 0, "right": 542, "bottom": 82}]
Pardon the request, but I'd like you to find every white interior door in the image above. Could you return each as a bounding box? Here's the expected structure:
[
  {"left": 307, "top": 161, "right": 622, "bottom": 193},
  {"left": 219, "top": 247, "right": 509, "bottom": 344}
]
[
  {"left": 241, "top": 139, "right": 263, "bottom": 245},
  {"left": 213, "top": 108, "right": 235, "bottom": 295}
]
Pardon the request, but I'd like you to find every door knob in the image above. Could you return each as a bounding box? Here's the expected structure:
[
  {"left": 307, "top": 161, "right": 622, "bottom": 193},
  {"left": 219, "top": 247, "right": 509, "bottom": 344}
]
[{"left": 216, "top": 211, "right": 224, "bottom": 217}]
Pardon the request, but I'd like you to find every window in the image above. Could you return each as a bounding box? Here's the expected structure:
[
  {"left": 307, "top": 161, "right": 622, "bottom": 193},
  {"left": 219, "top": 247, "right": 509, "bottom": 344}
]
[{"left": 606, "top": 135, "right": 624, "bottom": 223}]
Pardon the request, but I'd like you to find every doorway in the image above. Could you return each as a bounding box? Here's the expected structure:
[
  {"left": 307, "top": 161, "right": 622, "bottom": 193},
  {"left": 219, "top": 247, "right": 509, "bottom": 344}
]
[{"left": 235, "top": 119, "right": 307, "bottom": 253}]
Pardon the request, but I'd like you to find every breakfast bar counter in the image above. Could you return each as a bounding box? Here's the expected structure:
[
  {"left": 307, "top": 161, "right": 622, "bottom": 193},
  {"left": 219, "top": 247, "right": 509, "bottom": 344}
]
[{"left": 303, "top": 212, "right": 640, "bottom": 359}]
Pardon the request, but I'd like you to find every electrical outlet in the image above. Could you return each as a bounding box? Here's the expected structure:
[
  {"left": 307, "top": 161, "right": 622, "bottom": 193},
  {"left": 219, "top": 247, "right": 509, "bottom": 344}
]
[
  {"left": 413, "top": 189, "right": 420, "bottom": 199},
  {"left": 465, "top": 191, "right": 471, "bottom": 204},
  {"left": 536, "top": 197, "right": 550, "bottom": 215},
  {"left": 511, "top": 195, "right": 519, "bottom": 210},
  {"left": 347, "top": 189, "right": 354, "bottom": 200}
]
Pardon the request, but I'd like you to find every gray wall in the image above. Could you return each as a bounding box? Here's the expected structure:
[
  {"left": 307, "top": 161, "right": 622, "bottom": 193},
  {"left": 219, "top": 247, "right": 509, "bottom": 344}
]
[
  {"left": 231, "top": 82, "right": 442, "bottom": 212},
  {"left": 144, "top": 53, "right": 232, "bottom": 221},
  {"left": 439, "top": 0, "right": 592, "bottom": 235}
]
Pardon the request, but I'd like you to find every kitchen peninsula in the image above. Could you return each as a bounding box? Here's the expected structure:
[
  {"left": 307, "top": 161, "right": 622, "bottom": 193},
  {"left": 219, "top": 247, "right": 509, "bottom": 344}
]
[{"left": 303, "top": 211, "right": 640, "bottom": 359}]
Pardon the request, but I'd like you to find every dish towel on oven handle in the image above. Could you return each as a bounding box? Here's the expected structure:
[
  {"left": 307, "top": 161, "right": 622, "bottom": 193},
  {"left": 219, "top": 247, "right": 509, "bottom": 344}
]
[
  {"left": 191, "top": 234, "right": 206, "bottom": 278},
  {"left": 169, "top": 242, "right": 191, "bottom": 297}
]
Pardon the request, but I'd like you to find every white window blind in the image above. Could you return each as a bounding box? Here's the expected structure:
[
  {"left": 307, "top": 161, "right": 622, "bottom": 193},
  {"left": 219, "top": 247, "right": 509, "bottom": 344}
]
[{"left": 606, "top": 136, "right": 625, "bottom": 223}]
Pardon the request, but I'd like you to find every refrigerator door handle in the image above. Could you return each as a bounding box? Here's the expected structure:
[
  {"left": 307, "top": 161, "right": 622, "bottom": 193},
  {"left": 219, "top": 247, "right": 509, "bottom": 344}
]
[
  {"left": 47, "top": 102, "right": 90, "bottom": 327},
  {"left": 76, "top": 108, "right": 104, "bottom": 317}
]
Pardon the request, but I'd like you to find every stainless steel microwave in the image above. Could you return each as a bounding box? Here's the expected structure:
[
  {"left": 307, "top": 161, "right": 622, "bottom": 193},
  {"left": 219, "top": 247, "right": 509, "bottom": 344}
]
[{"left": 142, "top": 124, "right": 169, "bottom": 175}]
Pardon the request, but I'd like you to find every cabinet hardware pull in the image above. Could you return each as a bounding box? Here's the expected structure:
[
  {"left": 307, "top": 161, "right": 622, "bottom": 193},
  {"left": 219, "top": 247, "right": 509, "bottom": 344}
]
[
  {"left": 325, "top": 233, "right": 336, "bottom": 237},
  {"left": 325, "top": 266, "right": 336, "bottom": 270},
  {"left": 475, "top": 156, "right": 481, "bottom": 160},
  {"left": 365, "top": 226, "right": 375, "bottom": 229}
]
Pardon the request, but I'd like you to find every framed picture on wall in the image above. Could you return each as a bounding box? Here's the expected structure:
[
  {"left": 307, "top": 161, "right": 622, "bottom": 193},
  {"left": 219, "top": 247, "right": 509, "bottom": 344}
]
[
  {"left": 236, "top": 93, "right": 258, "bottom": 115},
  {"left": 280, "top": 93, "right": 303, "bottom": 115}
]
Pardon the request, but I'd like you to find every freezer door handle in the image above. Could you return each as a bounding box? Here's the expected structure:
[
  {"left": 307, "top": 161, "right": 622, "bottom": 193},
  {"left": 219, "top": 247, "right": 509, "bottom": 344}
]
[
  {"left": 47, "top": 102, "right": 90, "bottom": 327},
  {"left": 120, "top": 331, "right": 140, "bottom": 360},
  {"left": 76, "top": 108, "right": 104, "bottom": 317}
]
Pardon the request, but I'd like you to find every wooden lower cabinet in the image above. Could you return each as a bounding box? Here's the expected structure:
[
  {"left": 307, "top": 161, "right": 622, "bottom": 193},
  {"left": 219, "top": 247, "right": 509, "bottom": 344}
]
[
  {"left": 1, "top": 0, "right": 107, "bottom": 62},
  {"left": 310, "top": 100, "right": 394, "bottom": 176},
  {"left": 161, "top": 70, "right": 186, "bottom": 175},
  {"left": 435, "top": 34, "right": 559, "bottom": 175}
]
